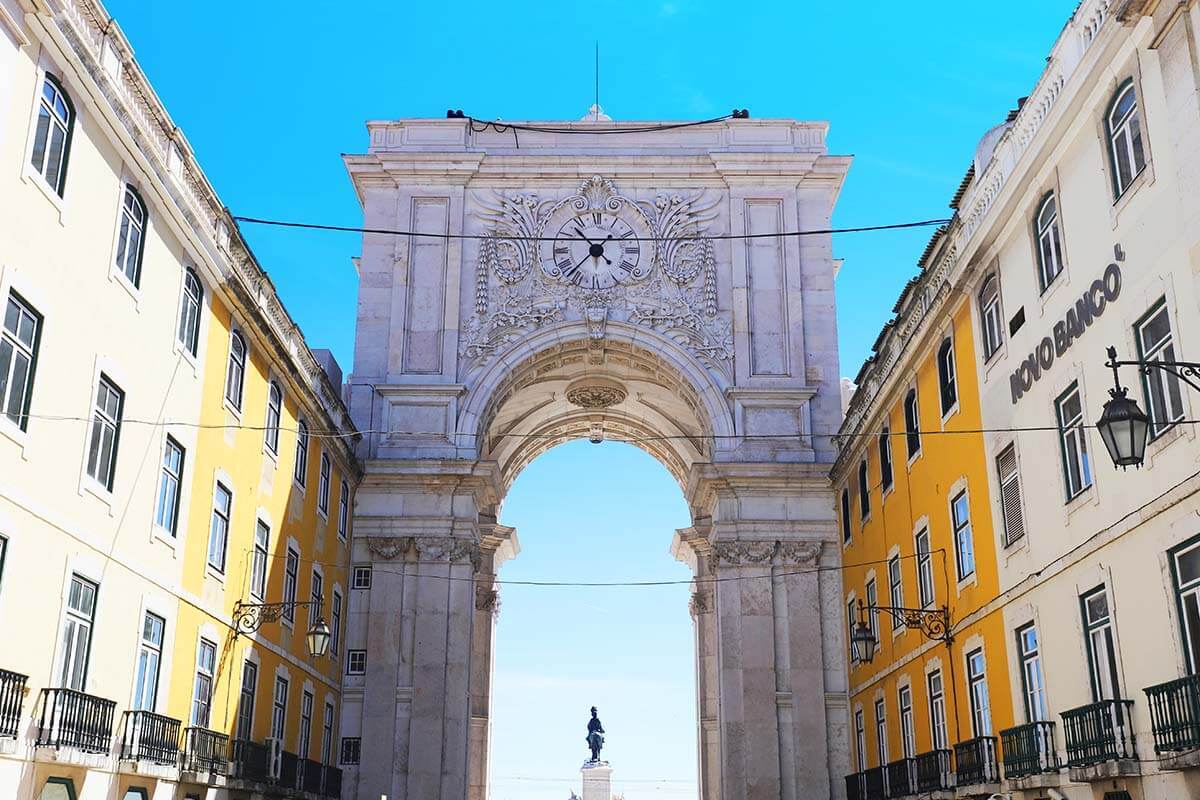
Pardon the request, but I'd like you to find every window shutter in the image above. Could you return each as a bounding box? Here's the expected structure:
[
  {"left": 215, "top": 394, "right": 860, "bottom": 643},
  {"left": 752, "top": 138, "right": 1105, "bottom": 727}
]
[{"left": 998, "top": 445, "right": 1025, "bottom": 545}]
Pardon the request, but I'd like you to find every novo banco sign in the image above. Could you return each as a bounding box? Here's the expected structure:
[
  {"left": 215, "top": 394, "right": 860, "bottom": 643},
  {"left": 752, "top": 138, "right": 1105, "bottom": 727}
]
[{"left": 1009, "top": 259, "right": 1123, "bottom": 405}]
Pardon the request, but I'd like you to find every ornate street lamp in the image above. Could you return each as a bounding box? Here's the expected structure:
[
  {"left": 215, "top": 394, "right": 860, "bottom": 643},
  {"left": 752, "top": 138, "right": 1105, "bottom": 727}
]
[
  {"left": 851, "top": 600, "right": 952, "bottom": 666},
  {"left": 1095, "top": 346, "right": 1165, "bottom": 469},
  {"left": 233, "top": 600, "right": 331, "bottom": 658}
]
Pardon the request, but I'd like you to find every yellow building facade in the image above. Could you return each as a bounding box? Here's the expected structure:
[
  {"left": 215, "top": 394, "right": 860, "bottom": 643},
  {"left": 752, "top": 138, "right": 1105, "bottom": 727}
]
[{"left": 835, "top": 270, "right": 1014, "bottom": 799}]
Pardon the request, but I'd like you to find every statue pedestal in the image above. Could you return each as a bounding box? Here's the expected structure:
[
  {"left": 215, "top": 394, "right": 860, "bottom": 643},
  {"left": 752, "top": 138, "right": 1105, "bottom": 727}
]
[{"left": 580, "top": 760, "right": 612, "bottom": 800}]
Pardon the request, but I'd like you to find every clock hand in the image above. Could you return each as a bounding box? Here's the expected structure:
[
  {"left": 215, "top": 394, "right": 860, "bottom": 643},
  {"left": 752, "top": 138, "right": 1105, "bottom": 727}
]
[{"left": 575, "top": 227, "right": 598, "bottom": 246}]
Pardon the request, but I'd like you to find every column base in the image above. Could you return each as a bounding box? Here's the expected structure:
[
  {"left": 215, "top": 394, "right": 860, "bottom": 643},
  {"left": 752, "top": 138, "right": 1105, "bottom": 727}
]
[{"left": 580, "top": 760, "right": 612, "bottom": 800}]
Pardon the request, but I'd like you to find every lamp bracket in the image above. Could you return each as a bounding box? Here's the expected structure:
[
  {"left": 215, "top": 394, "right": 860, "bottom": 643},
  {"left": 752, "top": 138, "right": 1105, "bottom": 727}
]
[
  {"left": 862, "top": 601, "right": 952, "bottom": 643},
  {"left": 1106, "top": 351, "right": 1200, "bottom": 397},
  {"left": 233, "top": 600, "right": 323, "bottom": 636}
]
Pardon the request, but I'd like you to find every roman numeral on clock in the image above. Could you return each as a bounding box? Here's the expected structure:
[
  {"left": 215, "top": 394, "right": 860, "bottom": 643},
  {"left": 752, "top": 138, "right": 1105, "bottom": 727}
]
[
  {"left": 619, "top": 260, "right": 635, "bottom": 273},
  {"left": 623, "top": 246, "right": 638, "bottom": 255}
]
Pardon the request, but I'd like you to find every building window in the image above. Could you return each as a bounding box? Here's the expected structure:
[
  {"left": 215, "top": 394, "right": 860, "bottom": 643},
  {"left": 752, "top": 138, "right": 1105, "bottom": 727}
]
[
  {"left": 347, "top": 650, "right": 366, "bottom": 675},
  {"left": 1017, "top": 624, "right": 1048, "bottom": 722},
  {"left": 338, "top": 480, "right": 350, "bottom": 540},
  {"left": 854, "top": 709, "right": 866, "bottom": 771},
  {"left": 331, "top": 590, "right": 342, "bottom": 657},
  {"left": 192, "top": 638, "right": 216, "bottom": 728},
  {"left": 294, "top": 420, "right": 309, "bottom": 487},
  {"left": 31, "top": 74, "right": 73, "bottom": 196},
  {"left": 874, "top": 698, "right": 888, "bottom": 767},
  {"left": 950, "top": 490, "right": 975, "bottom": 581},
  {"left": 979, "top": 275, "right": 1004, "bottom": 360},
  {"left": 207, "top": 482, "right": 232, "bottom": 573},
  {"left": 888, "top": 556, "right": 903, "bottom": 628},
  {"left": 58, "top": 574, "right": 98, "bottom": 690},
  {"left": 903, "top": 389, "right": 920, "bottom": 459},
  {"left": 299, "top": 691, "right": 313, "bottom": 759},
  {"left": 1034, "top": 193, "right": 1065, "bottom": 291},
  {"left": 310, "top": 569, "right": 323, "bottom": 630},
  {"left": 225, "top": 332, "right": 246, "bottom": 411},
  {"left": 271, "top": 677, "right": 288, "bottom": 742},
  {"left": 86, "top": 376, "right": 124, "bottom": 491},
  {"left": 858, "top": 460, "right": 870, "bottom": 521},
  {"left": 937, "top": 337, "right": 957, "bottom": 414},
  {"left": 177, "top": 269, "right": 202, "bottom": 357},
  {"left": 1135, "top": 300, "right": 1184, "bottom": 436},
  {"left": 38, "top": 777, "right": 76, "bottom": 800},
  {"left": 1, "top": 292, "right": 42, "bottom": 430},
  {"left": 154, "top": 436, "right": 185, "bottom": 536},
  {"left": 847, "top": 598, "right": 857, "bottom": 662},
  {"left": 318, "top": 453, "right": 331, "bottom": 517},
  {"left": 1171, "top": 535, "right": 1200, "bottom": 674},
  {"left": 1107, "top": 81, "right": 1147, "bottom": 198},
  {"left": 352, "top": 565, "right": 372, "bottom": 590},
  {"left": 1082, "top": 587, "right": 1122, "bottom": 701},
  {"left": 840, "top": 489, "right": 851, "bottom": 544},
  {"left": 928, "top": 669, "right": 948, "bottom": 750},
  {"left": 340, "top": 737, "right": 361, "bottom": 765},
  {"left": 915, "top": 527, "right": 934, "bottom": 608},
  {"left": 1056, "top": 383, "right": 1093, "bottom": 500},
  {"left": 997, "top": 444, "right": 1025, "bottom": 547},
  {"left": 283, "top": 546, "right": 299, "bottom": 624},
  {"left": 898, "top": 685, "right": 915, "bottom": 758},
  {"left": 865, "top": 578, "right": 878, "bottom": 640},
  {"left": 114, "top": 186, "right": 147, "bottom": 286},
  {"left": 235, "top": 660, "right": 256, "bottom": 741},
  {"left": 878, "top": 431, "right": 893, "bottom": 493},
  {"left": 966, "top": 649, "right": 991, "bottom": 736},
  {"left": 0, "top": 535, "right": 7, "bottom": 597},
  {"left": 322, "top": 702, "right": 335, "bottom": 764},
  {"left": 132, "top": 612, "right": 165, "bottom": 711},
  {"left": 264, "top": 382, "right": 282, "bottom": 455},
  {"left": 250, "top": 520, "right": 269, "bottom": 601}
]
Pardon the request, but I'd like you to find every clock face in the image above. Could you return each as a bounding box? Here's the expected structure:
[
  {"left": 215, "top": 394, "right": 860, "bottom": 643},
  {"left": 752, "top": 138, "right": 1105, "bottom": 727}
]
[{"left": 545, "top": 211, "right": 647, "bottom": 289}]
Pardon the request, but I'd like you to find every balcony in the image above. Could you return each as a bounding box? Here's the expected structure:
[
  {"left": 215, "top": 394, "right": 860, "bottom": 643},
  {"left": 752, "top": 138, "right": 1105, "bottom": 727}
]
[
  {"left": 845, "top": 771, "right": 865, "bottom": 800},
  {"left": 1061, "top": 699, "right": 1138, "bottom": 780},
  {"left": 953, "top": 736, "right": 998, "bottom": 786},
  {"left": 885, "top": 757, "right": 915, "bottom": 797},
  {"left": 231, "top": 738, "right": 271, "bottom": 783},
  {"left": 863, "top": 765, "right": 885, "bottom": 799},
  {"left": 1145, "top": 674, "right": 1200, "bottom": 767},
  {"left": 120, "top": 709, "right": 182, "bottom": 767},
  {"left": 300, "top": 757, "right": 324, "bottom": 794},
  {"left": 324, "top": 765, "right": 342, "bottom": 798},
  {"left": 1000, "top": 720, "right": 1060, "bottom": 779},
  {"left": 182, "top": 727, "right": 229, "bottom": 776},
  {"left": 35, "top": 687, "right": 116, "bottom": 754},
  {"left": 913, "top": 749, "right": 953, "bottom": 793},
  {"left": 279, "top": 749, "right": 300, "bottom": 790},
  {"left": 0, "top": 669, "right": 28, "bottom": 740}
]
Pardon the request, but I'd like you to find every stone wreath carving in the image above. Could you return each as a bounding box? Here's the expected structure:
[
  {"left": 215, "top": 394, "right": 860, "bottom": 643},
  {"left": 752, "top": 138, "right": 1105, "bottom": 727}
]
[
  {"left": 461, "top": 176, "right": 732, "bottom": 378},
  {"left": 711, "top": 541, "right": 777, "bottom": 566},
  {"left": 565, "top": 377, "right": 628, "bottom": 409},
  {"left": 778, "top": 541, "right": 822, "bottom": 566},
  {"left": 366, "top": 536, "right": 413, "bottom": 561},
  {"left": 414, "top": 537, "right": 481, "bottom": 567}
]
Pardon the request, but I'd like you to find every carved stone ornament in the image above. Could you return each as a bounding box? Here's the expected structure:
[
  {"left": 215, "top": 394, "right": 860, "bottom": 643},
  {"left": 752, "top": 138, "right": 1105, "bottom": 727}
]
[
  {"left": 367, "top": 536, "right": 412, "bottom": 560},
  {"left": 565, "top": 377, "right": 628, "bottom": 409},
  {"left": 689, "top": 589, "right": 712, "bottom": 617},
  {"left": 462, "top": 176, "right": 732, "bottom": 377},
  {"left": 711, "top": 541, "right": 776, "bottom": 566},
  {"left": 778, "top": 541, "right": 822, "bottom": 566},
  {"left": 414, "top": 537, "right": 481, "bottom": 568},
  {"left": 475, "top": 586, "right": 501, "bottom": 615}
]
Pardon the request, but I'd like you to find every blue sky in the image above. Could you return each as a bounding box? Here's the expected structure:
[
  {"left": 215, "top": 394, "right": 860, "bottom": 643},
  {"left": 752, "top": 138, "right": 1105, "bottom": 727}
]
[{"left": 104, "top": 1, "right": 1076, "bottom": 795}]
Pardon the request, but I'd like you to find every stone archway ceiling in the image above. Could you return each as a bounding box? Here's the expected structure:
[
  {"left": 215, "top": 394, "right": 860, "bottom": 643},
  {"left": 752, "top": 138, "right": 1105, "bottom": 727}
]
[{"left": 476, "top": 337, "right": 712, "bottom": 489}]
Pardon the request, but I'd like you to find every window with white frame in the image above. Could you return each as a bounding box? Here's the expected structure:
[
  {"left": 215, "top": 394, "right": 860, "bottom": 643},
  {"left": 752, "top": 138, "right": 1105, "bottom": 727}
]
[
  {"left": 1, "top": 292, "right": 42, "bottom": 430},
  {"left": 154, "top": 436, "right": 184, "bottom": 536},
  {"left": 31, "top": 74, "right": 73, "bottom": 196},
  {"left": 310, "top": 569, "right": 324, "bottom": 629},
  {"left": 858, "top": 460, "right": 870, "bottom": 521},
  {"left": 865, "top": 578, "right": 879, "bottom": 640},
  {"left": 898, "top": 685, "right": 915, "bottom": 758},
  {"left": 1034, "top": 193, "right": 1065, "bottom": 291},
  {"left": 225, "top": 332, "right": 246, "bottom": 411},
  {"left": 840, "top": 489, "right": 852, "bottom": 544},
  {"left": 1107, "top": 81, "right": 1147, "bottom": 197},
  {"left": 950, "top": 490, "right": 975, "bottom": 581},
  {"left": 347, "top": 649, "right": 366, "bottom": 675},
  {"left": 888, "top": 556, "right": 903, "bottom": 627},
  {"left": 1082, "top": 586, "right": 1122, "bottom": 702},
  {"left": 132, "top": 612, "right": 165, "bottom": 711},
  {"left": 979, "top": 275, "right": 1003, "bottom": 360},
  {"left": 331, "top": 589, "right": 342, "bottom": 657},
  {"left": 322, "top": 702, "right": 334, "bottom": 764},
  {"left": 271, "top": 676, "right": 288, "bottom": 742},
  {"left": 207, "top": 483, "right": 232, "bottom": 573},
  {"left": 282, "top": 546, "right": 299, "bottom": 624},
  {"left": 996, "top": 444, "right": 1024, "bottom": 546},
  {"left": 235, "top": 660, "right": 256, "bottom": 741},
  {"left": 915, "top": 527, "right": 934, "bottom": 608},
  {"left": 251, "top": 520, "right": 269, "bottom": 601},
  {"left": 874, "top": 698, "right": 888, "bottom": 767},
  {"left": 265, "top": 382, "right": 282, "bottom": 455},
  {"left": 936, "top": 337, "right": 957, "bottom": 414},
  {"left": 0, "top": 535, "right": 7, "bottom": 597},
  {"left": 903, "top": 389, "right": 920, "bottom": 459},
  {"left": 854, "top": 708, "right": 866, "bottom": 771},
  {"left": 878, "top": 431, "right": 893, "bottom": 492},
  {"left": 114, "top": 186, "right": 147, "bottom": 287},
  {"left": 1056, "top": 383, "right": 1093, "bottom": 500},
  {"left": 1136, "top": 300, "right": 1184, "bottom": 437},
  {"left": 294, "top": 420, "right": 309, "bottom": 487},
  {"left": 59, "top": 574, "right": 98, "bottom": 691},
  {"left": 338, "top": 480, "right": 349, "bottom": 540},
  {"left": 352, "top": 565, "right": 372, "bottom": 590},
  {"left": 318, "top": 453, "right": 331, "bottom": 517},
  {"left": 1171, "top": 534, "right": 1200, "bottom": 674},
  {"left": 192, "top": 638, "right": 216, "bottom": 728},
  {"left": 86, "top": 376, "right": 124, "bottom": 491},
  {"left": 177, "top": 269, "right": 203, "bottom": 357},
  {"left": 966, "top": 648, "right": 991, "bottom": 736},
  {"left": 1017, "top": 624, "right": 1048, "bottom": 722},
  {"left": 299, "top": 690, "right": 313, "bottom": 759},
  {"left": 847, "top": 597, "right": 857, "bottom": 662},
  {"left": 928, "top": 669, "right": 948, "bottom": 750}
]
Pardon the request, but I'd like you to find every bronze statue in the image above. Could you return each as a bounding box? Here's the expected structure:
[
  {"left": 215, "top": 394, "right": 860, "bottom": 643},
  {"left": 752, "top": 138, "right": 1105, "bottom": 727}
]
[{"left": 585, "top": 706, "right": 605, "bottom": 762}]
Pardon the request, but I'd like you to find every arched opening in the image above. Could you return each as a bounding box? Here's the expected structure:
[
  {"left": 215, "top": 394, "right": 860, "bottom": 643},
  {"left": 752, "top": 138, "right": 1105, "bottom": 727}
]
[{"left": 489, "top": 440, "right": 697, "bottom": 799}]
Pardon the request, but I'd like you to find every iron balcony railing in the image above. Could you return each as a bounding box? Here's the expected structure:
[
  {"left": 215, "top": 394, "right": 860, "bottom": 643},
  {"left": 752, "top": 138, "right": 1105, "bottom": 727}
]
[
  {"left": 1000, "top": 720, "right": 1059, "bottom": 778},
  {"left": 182, "top": 727, "right": 229, "bottom": 775},
  {"left": 1061, "top": 698, "right": 1136, "bottom": 767},
  {"left": 885, "top": 757, "right": 915, "bottom": 798},
  {"left": 0, "top": 669, "right": 28, "bottom": 739},
  {"left": 954, "top": 735, "right": 998, "bottom": 785},
  {"left": 914, "top": 749, "right": 953, "bottom": 792},
  {"left": 301, "top": 757, "right": 324, "bottom": 794},
  {"left": 35, "top": 687, "right": 116, "bottom": 753},
  {"left": 120, "top": 709, "right": 182, "bottom": 765},
  {"left": 1145, "top": 674, "right": 1200, "bottom": 755},
  {"left": 844, "top": 771, "right": 866, "bottom": 800},
  {"left": 863, "top": 765, "right": 886, "bottom": 799},
  {"left": 280, "top": 750, "right": 300, "bottom": 789},
  {"left": 324, "top": 764, "right": 343, "bottom": 798},
  {"left": 231, "top": 738, "right": 271, "bottom": 783}
]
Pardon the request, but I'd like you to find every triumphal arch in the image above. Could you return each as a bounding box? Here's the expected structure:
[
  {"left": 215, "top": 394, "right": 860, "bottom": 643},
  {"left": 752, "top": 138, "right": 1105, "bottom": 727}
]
[{"left": 340, "top": 114, "right": 852, "bottom": 800}]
